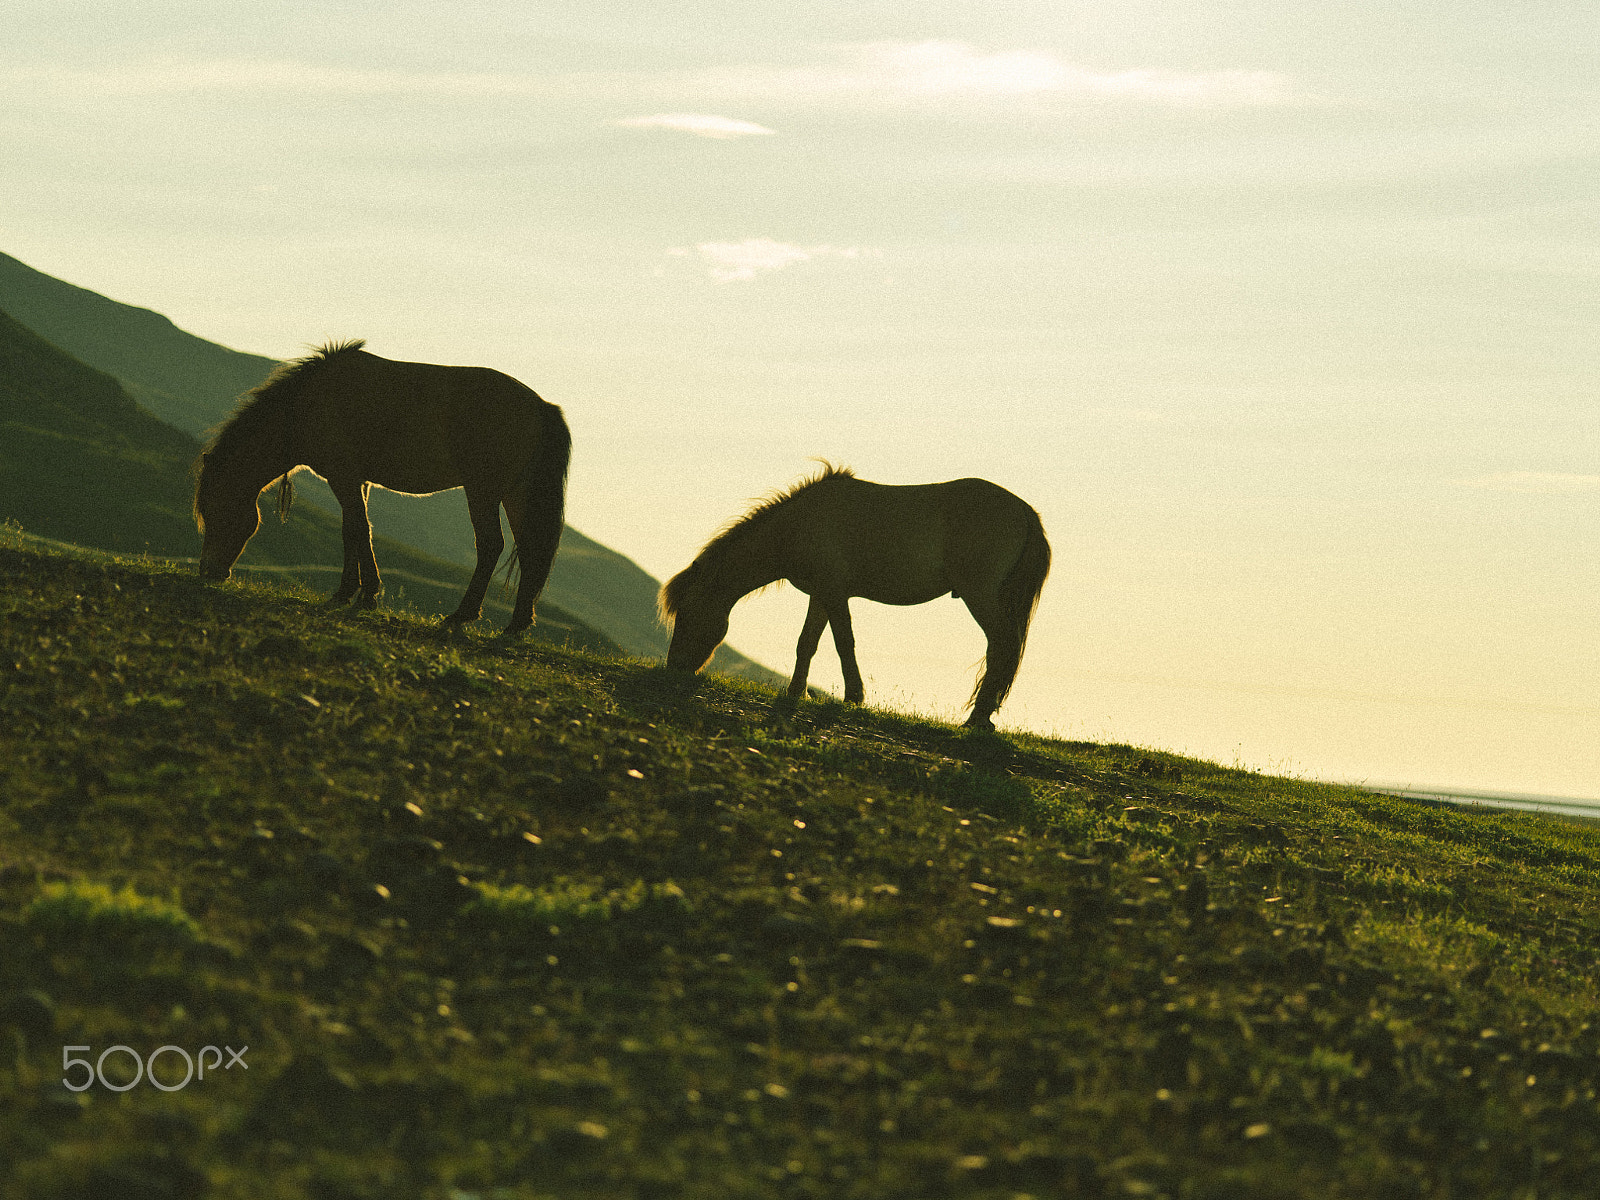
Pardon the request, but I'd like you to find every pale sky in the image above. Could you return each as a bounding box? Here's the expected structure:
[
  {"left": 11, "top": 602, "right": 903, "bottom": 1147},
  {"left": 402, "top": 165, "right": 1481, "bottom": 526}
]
[{"left": 4, "top": 2, "right": 1597, "bottom": 797}]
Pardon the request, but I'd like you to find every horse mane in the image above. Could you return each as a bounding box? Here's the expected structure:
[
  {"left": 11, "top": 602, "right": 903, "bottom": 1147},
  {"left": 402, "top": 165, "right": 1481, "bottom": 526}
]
[
  {"left": 658, "top": 462, "right": 855, "bottom": 625},
  {"left": 193, "top": 339, "right": 368, "bottom": 525}
]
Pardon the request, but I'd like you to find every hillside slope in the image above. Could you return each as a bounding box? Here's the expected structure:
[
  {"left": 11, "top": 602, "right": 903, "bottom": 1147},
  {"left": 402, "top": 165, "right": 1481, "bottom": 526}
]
[
  {"left": 0, "top": 307, "right": 199, "bottom": 555},
  {"left": 0, "top": 310, "right": 615, "bottom": 652},
  {"left": 0, "top": 249, "right": 774, "bottom": 681},
  {"left": 0, "top": 251, "right": 276, "bottom": 438},
  {"left": 4, "top": 539, "right": 1600, "bottom": 1199}
]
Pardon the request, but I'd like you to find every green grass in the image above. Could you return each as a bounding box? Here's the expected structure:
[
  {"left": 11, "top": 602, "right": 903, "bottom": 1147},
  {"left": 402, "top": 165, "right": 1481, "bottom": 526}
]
[
  {"left": 3, "top": 540, "right": 1600, "bottom": 1199},
  {"left": 22, "top": 881, "right": 203, "bottom": 947}
]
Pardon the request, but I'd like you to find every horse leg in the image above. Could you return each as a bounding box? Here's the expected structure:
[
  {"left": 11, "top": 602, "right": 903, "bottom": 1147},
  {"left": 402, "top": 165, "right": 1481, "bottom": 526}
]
[
  {"left": 445, "top": 488, "right": 505, "bottom": 626},
  {"left": 960, "top": 591, "right": 1018, "bottom": 730},
  {"left": 328, "top": 478, "right": 380, "bottom": 607},
  {"left": 499, "top": 494, "right": 535, "bottom": 636},
  {"left": 328, "top": 554, "right": 360, "bottom": 606},
  {"left": 826, "top": 597, "right": 866, "bottom": 705},
  {"left": 788, "top": 595, "right": 829, "bottom": 698},
  {"left": 352, "top": 483, "right": 383, "bottom": 606}
]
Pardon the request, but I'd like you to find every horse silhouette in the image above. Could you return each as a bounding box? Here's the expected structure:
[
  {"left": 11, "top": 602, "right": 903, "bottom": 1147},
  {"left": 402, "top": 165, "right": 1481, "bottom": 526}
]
[
  {"left": 194, "top": 340, "right": 569, "bottom": 634},
  {"left": 661, "top": 466, "right": 1049, "bottom": 729}
]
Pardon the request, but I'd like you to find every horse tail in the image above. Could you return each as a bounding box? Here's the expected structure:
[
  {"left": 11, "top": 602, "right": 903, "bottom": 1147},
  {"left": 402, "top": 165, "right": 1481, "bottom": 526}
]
[
  {"left": 970, "top": 505, "right": 1051, "bottom": 711},
  {"left": 274, "top": 472, "right": 295, "bottom": 522},
  {"left": 506, "top": 401, "right": 572, "bottom": 603}
]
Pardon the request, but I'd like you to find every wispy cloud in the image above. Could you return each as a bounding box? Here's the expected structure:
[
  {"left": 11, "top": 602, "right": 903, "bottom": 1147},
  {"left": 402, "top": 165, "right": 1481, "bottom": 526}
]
[
  {"left": 855, "top": 42, "right": 1075, "bottom": 97},
  {"left": 864, "top": 42, "right": 1289, "bottom": 104},
  {"left": 690, "top": 41, "right": 1296, "bottom": 108},
  {"left": 666, "top": 239, "right": 881, "bottom": 283},
  {"left": 1459, "top": 472, "right": 1600, "bottom": 494},
  {"left": 614, "top": 113, "right": 775, "bottom": 139}
]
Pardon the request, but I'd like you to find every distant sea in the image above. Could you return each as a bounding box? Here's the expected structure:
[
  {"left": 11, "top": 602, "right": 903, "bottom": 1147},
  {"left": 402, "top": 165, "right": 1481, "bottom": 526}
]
[{"left": 1357, "top": 785, "right": 1600, "bottom": 823}]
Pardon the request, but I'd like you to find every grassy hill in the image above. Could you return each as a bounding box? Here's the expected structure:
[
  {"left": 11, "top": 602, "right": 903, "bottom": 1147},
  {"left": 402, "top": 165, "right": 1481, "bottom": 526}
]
[
  {"left": 0, "top": 308, "right": 614, "bottom": 654},
  {"left": 0, "top": 250, "right": 774, "bottom": 682},
  {"left": 4, "top": 537, "right": 1600, "bottom": 1199}
]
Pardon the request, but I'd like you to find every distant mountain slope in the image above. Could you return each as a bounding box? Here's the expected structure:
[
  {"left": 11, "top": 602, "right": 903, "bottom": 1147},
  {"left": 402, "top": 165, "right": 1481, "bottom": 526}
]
[
  {"left": 0, "top": 251, "right": 277, "bottom": 438},
  {"left": 0, "top": 307, "right": 209, "bottom": 556},
  {"left": 0, "top": 250, "right": 776, "bottom": 683},
  {"left": 0, "top": 307, "right": 616, "bottom": 653},
  {"left": 356, "top": 491, "right": 677, "bottom": 660},
  {"left": 550, "top": 524, "right": 677, "bottom": 659}
]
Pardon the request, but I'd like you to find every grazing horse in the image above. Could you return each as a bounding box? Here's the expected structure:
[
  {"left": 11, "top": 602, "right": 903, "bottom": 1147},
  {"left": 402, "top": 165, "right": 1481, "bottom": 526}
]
[
  {"left": 660, "top": 466, "right": 1050, "bottom": 729},
  {"left": 193, "top": 340, "right": 570, "bottom": 635}
]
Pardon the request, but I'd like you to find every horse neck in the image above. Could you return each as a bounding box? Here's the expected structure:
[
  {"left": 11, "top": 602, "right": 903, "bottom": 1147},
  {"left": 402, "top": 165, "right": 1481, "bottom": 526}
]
[
  {"left": 217, "top": 402, "right": 295, "bottom": 490},
  {"left": 708, "top": 519, "right": 785, "bottom": 606}
]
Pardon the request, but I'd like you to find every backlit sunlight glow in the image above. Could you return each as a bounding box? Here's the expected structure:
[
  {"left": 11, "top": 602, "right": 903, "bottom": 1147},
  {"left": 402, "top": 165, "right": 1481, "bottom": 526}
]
[{"left": 1460, "top": 472, "right": 1600, "bottom": 494}]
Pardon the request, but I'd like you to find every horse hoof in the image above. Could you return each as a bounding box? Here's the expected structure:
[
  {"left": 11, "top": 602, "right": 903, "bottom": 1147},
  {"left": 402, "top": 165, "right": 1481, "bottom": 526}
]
[
  {"left": 963, "top": 715, "right": 996, "bottom": 732},
  {"left": 660, "top": 667, "right": 701, "bottom": 695}
]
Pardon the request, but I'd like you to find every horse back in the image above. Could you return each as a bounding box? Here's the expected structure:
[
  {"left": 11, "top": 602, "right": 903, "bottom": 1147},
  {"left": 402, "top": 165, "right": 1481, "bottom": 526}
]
[
  {"left": 793, "top": 476, "right": 1032, "bottom": 603},
  {"left": 299, "top": 351, "right": 553, "bottom": 495}
]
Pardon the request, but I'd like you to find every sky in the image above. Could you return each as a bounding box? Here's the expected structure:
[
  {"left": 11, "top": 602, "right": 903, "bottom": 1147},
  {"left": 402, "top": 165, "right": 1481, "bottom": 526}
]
[{"left": 3, "top": 1, "right": 1598, "bottom": 797}]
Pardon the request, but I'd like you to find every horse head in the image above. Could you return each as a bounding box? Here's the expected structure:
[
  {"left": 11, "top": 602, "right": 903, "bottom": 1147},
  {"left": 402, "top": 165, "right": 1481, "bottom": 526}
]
[
  {"left": 661, "top": 562, "right": 729, "bottom": 674},
  {"left": 193, "top": 450, "right": 262, "bottom": 582}
]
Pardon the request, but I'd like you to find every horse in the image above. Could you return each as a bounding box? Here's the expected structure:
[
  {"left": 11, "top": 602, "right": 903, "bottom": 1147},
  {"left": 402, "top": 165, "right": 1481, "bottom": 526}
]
[
  {"left": 193, "top": 340, "right": 570, "bottom": 635},
  {"left": 660, "top": 465, "right": 1050, "bottom": 729}
]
